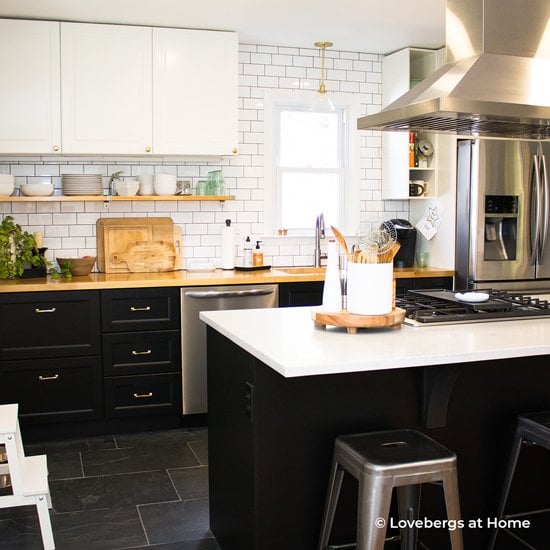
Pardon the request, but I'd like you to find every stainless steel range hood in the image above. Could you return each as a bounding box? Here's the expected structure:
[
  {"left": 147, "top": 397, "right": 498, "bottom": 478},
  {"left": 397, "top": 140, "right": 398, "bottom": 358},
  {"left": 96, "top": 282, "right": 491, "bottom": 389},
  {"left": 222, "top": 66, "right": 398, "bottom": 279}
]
[{"left": 357, "top": 0, "right": 550, "bottom": 139}]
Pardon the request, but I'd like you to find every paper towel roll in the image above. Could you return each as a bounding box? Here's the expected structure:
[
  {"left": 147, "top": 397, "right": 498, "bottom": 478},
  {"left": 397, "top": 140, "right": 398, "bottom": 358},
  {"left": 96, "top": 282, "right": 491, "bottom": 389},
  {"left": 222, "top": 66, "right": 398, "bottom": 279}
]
[{"left": 221, "top": 219, "right": 235, "bottom": 270}]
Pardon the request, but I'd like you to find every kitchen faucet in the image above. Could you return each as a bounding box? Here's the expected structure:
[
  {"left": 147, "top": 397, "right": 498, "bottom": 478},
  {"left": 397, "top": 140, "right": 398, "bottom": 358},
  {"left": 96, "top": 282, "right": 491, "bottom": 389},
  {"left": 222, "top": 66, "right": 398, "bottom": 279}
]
[{"left": 314, "top": 213, "right": 327, "bottom": 267}]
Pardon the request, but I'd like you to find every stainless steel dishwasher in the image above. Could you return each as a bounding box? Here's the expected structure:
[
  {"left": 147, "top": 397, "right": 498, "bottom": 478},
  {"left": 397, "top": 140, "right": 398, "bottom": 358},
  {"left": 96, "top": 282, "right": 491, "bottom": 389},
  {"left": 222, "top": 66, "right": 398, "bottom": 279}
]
[{"left": 181, "top": 284, "right": 278, "bottom": 414}]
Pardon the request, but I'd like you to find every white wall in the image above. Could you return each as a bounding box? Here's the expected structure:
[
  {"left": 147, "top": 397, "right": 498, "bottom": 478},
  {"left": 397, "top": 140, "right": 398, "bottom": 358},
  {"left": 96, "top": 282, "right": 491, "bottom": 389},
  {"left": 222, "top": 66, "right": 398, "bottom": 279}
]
[{"left": 0, "top": 43, "right": 410, "bottom": 269}]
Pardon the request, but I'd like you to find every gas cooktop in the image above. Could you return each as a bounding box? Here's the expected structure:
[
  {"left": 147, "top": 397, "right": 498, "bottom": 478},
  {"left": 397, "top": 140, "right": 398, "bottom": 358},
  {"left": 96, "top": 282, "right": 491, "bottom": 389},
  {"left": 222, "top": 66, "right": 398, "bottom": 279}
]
[{"left": 396, "top": 289, "right": 550, "bottom": 326}]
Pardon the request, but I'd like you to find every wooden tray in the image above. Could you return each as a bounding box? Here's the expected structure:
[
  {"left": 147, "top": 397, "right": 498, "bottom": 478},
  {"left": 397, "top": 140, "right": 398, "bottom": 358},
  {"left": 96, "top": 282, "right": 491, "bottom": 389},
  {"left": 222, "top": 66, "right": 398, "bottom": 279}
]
[{"left": 312, "top": 308, "right": 406, "bottom": 334}]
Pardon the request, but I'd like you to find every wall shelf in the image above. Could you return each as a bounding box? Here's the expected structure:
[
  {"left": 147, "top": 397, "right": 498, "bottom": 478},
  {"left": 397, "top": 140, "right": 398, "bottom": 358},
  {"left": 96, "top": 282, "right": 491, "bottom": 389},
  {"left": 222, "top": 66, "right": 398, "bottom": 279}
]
[{"left": 0, "top": 195, "right": 234, "bottom": 202}]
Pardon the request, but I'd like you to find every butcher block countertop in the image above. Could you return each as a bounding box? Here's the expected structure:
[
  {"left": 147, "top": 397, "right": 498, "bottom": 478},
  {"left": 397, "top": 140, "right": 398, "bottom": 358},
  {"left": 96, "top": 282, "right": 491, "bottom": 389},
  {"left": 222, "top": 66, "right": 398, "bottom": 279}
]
[{"left": 0, "top": 266, "right": 454, "bottom": 293}]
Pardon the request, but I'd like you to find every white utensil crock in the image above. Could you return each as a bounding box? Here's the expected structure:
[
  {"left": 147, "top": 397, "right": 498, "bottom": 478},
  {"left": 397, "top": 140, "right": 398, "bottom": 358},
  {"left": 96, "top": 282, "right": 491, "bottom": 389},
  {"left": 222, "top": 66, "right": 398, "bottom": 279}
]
[{"left": 346, "top": 262, "right": 393, "bottom": 315}]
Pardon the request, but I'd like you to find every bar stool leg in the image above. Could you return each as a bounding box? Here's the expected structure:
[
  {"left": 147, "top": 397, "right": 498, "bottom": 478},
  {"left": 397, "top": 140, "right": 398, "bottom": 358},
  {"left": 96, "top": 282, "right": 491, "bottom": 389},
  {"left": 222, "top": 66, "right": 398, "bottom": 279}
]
[
  {"left": 397, "top": 484, "right": 421, "bottom": 550},
  {"left": 441, "top": 468, "right": 464, "bottom": 550},
  {"left": 357, "top": 475, "right": 393, "bottom": 550},
  {"left": 487, "top": 428, "right": 524, "bottom": 550},
  {"left": 318, "top": 461, "right": 345, "bottom": 550}
]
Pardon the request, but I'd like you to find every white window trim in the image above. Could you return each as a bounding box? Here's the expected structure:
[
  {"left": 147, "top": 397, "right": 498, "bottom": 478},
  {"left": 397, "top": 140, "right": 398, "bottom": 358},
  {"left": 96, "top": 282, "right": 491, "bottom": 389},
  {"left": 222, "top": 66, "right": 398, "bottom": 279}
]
[{"left": 264, "top": 89, "right": 360, "bottom": 236}]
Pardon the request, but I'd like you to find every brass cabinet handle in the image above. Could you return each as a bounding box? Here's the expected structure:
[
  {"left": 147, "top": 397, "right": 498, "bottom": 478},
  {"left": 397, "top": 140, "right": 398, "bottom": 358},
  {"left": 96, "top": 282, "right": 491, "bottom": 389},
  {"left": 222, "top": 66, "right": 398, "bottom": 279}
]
[
  {"left": 130, "top": 306, "right": 151, "bottom": 312},
  {"left": 133, "top": 392, "right": 153, "bottom": 398},
  {"left": 35, "top": 307, "right": 56, "bottom": 314},
  {"left": 145, "top": 146, "right": 151, "bottom": 153},
  {"left": 38, "top": 374, "right": 59, "bottom": 381},
  {"left": 53, "top": 145, "right": 60, "bottom": 152},
  {"left": 232, "top": 147, "right": 238, "bottom": 154},
  {"left": 132, "top": 349, "right": 152, "bottom": 356}
]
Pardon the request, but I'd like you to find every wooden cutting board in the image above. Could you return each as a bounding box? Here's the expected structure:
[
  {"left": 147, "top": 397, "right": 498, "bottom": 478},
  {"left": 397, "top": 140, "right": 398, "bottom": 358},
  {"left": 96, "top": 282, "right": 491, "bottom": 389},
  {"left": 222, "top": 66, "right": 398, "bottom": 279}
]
[
  {"left": 111, "top": 241, "right": 176, "bottom": 272},
  {"left": 96, "top": 217, "right": 182, "bottom": 273}
]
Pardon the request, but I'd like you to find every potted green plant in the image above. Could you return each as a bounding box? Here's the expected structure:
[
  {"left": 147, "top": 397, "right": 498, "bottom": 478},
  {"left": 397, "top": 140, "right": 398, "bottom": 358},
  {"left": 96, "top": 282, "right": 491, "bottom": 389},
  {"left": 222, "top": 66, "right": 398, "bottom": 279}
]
[{"left": 0, "top": 216, "right": 71, "bottom": 280}]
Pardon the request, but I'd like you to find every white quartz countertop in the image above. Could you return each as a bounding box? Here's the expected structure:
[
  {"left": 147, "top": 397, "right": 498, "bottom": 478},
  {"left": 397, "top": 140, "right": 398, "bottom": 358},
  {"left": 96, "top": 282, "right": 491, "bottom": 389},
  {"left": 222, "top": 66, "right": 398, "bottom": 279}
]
[{"left": 200, "top": 306, "right": 550, "bottom": 378}]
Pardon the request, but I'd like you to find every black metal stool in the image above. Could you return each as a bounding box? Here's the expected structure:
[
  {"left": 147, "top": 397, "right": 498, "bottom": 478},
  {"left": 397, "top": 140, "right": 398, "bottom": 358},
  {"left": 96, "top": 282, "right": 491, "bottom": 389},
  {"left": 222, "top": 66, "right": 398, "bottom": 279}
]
[
  {"left": 488, "top": 411, "right": 550, "bottom": 549},
  {"left": 318, "top": 429, "right": 463, "bottom": 550}
]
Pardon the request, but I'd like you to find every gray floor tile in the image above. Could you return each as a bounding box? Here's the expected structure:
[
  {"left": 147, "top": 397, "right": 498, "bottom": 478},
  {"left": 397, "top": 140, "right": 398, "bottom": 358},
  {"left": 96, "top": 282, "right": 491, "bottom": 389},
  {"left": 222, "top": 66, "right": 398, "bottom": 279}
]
[
  {"left": 138, "top": 498, "right": 211, "bottom": 545},
  {"left": 188, "top": 439, "right": 208, "bottom": 466},
  {"left": 115, "top": 429, "right": 206, "bottom": 450},
  {"left": 125, "top": 539, "right": 221, "bottom": 550},
  {"left": 0, "top": 512, "right": 45, "bottom": 550},
  {"left": 168, "top": 467, "right": 208, "bottom": 500},
  {"left": 52, "top": 505, "right": 148, "bottom": 549},
  {"left": 81, "top": 444, "right": 200, "bottom": 476},
  {"left": 25, "top": 435, "right": 117, "bottom": 455},
  {"left": 44, "top": 451, "right": 84, "bottom": 480},
  {"left": 51, "top": 470, "right": 179, "bottom": 513}
]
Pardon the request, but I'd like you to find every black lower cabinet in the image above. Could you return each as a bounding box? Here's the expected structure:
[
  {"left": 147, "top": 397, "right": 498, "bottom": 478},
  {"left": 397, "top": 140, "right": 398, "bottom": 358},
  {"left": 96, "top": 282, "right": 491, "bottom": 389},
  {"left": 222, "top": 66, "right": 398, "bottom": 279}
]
[
  {"left": 207, "top": 327, "right": 550, "bottom": 550},
  {"left": 105, "top": 373, "right": 181, "bottom": 417},
  {"left": 1, "top": 356, "right": 102, "bottom": 422},
  {"left": 278, "top": 282, "right": 324, "bottom": 307}
]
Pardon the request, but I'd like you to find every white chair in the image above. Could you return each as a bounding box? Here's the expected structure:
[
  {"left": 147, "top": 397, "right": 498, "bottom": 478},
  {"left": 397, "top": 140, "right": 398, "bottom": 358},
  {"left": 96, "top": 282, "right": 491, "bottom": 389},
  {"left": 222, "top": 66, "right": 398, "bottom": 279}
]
[{"left": 0, "top": 403, "right": 55, "bottom": 550}]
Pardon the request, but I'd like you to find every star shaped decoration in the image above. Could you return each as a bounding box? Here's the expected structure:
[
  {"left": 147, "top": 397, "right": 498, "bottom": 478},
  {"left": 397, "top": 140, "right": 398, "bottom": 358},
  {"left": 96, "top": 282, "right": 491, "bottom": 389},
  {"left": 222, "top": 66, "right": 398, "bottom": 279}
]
[{"left": 426, "top": 206, "right": 440, "bottom": 227}]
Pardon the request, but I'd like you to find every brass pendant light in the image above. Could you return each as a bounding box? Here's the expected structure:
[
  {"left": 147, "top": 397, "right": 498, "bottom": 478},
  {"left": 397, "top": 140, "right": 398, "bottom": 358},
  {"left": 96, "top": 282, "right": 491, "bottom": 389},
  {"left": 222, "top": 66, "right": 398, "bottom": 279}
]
[{"left": 310, "top": 41, "right": 335, "bottom": 112}]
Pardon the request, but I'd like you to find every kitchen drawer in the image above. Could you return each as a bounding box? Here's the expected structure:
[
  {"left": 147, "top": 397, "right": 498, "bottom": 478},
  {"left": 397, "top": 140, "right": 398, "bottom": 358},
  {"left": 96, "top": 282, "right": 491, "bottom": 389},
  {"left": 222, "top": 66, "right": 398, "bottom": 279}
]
[
  {"left": 0, "top": 356, "right": 103, "bottom": 423},
  {"left": 0, "top": 291, "right": 101, "bottom": 360},
  {"left": 104, "top": 373, "right": 181, "bottom": 418},
  {"left": 101, "top": 288, "right": 180, "bottom": 332},
  {"left": 103, "top": 330, "right": 181, "bottom": 376}
]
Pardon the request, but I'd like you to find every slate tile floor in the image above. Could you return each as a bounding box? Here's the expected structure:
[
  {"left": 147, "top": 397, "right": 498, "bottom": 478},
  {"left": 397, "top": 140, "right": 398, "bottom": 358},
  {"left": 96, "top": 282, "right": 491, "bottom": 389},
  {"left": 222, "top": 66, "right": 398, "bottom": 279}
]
[{"left": 0, "top": 428, "right": 222, "bottom": 550}]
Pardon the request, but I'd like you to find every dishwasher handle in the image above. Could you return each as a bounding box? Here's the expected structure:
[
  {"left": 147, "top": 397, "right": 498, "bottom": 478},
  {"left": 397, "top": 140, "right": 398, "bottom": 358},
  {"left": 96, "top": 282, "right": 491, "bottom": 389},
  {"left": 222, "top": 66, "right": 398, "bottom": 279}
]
[{"left": 184, "top": 288, "right": 276, "bottom": 299}]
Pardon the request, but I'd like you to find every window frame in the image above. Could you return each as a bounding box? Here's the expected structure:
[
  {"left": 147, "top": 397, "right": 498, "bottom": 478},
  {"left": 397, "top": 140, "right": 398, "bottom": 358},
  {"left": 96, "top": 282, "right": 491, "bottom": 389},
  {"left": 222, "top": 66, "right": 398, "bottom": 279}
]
[{"left": 264, "top": 89, "right": 360, "bottom": 236}]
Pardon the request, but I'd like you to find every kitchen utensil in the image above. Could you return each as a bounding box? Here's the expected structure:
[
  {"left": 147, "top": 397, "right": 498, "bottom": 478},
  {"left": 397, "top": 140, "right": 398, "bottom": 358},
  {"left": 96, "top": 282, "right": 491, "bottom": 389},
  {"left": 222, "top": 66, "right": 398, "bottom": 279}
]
[
  {"left": 115, "top": 181, "right": 139, "bottom": 196},
  {"left": 20, "top": 183, "right": 54, "bottom": 196},
  {"left": 347, "top": 262, "right": 393, "bottom": 315},
  {"left": 56, "top": 256, "right": 97, "bottom": 276},
  {"left": 96, "top": 217, "right": 179, "bottom": 273},
  {"left": 312, "top": 307, "right": 405, "bottom": 334},
  {"left": 153, "top": 174, "right": 177, "bottom": 195},
  {"left": 111, "top": 241, "right": 176, "bottom": 272},
  {"left": 330, "top": 225, "right": 352, "bottom": 261},
  {"left": 138, "top": 175, "right": 154, "bottom": 195}
]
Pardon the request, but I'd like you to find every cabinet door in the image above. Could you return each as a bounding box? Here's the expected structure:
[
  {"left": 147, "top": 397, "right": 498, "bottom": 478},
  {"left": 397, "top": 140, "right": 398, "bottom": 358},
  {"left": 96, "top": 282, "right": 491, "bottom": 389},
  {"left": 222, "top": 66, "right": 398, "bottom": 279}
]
[
  {"left": 101, "top": 287, "right": 180, "bottom": 332},
  {"left": 0, "top": 291, "right": 101, "bottom": 360},
  {"left": 61, "top": 22, "right": 152, "bottom": 154},
  {"left": 0, "top": 19, "right": 61, "bottom": 154},
  {"left": 153, "top": 28, "right": 238, "bottom": 156},
  {"left": 103, "top": 330, "right": 181, "bottom": 376},
  {"left": 0, "top": 356, "right": 103, "bottom": 423}
]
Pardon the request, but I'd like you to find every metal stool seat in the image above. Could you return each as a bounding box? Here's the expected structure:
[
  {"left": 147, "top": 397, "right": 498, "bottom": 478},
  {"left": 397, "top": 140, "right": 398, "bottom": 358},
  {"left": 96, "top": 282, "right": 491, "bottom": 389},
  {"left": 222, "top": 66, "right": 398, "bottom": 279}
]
[
  {"left": 488, "top": 411, "right": 550, "bottom": 549},
  {"left": 318, "top": 429, "right": 463, "bottom": 550}
]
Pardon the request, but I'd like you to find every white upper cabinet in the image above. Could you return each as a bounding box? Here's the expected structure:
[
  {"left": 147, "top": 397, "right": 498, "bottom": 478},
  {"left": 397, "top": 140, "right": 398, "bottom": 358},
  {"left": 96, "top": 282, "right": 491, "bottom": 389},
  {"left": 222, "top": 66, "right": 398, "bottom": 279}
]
[
  {"left": 0, "top": 20, "right": 61, "bottom": 154},
  {"left": 61, "top": 22, "right": 153, "bottom": 155},
  {"left": 381, "top": 48, "right": 441, "bottom": 200},
  {"left": 153, "top": 28, "right": 239, "bottom": 156}
]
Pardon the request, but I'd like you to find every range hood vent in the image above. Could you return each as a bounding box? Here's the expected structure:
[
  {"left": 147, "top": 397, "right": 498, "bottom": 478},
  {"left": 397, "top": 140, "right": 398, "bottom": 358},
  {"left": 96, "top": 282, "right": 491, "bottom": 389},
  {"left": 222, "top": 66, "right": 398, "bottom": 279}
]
[{"left": 358, "top": 0, "right": 550, "bottom": 139}]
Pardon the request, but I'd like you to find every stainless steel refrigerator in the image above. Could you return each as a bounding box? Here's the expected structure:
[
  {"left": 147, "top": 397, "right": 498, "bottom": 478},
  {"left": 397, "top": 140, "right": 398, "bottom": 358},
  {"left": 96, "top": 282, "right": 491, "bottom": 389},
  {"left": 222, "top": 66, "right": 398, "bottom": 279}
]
[{"left": 455, "top": 139, "right": 550, "bottom": 291}]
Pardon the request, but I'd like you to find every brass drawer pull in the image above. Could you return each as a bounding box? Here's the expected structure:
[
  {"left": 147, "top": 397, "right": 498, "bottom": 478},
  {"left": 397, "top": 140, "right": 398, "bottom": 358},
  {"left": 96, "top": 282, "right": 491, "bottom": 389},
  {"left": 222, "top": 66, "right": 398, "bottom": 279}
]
[
  {"left": 133, "top": 392, "right": 153, "bottom": 398},
  {"left": 130, "top": 306, "right": 151, "bottom": 312},
  {"left": 132, "top": 349, "right": 152, "bottom": 356},
  {"left": 38, "top": 374, "right": 59, "bottom": 381},
  {"left": 35, "top": 307, "right": 56, "bottom": 314}
]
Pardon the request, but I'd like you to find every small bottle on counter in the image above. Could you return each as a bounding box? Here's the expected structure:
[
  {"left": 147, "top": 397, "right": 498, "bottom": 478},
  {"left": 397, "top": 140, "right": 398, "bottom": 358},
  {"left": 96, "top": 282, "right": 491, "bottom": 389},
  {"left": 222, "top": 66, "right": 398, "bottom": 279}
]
[
  {"left": 253, "top": 241, "right": 264, "bottom": 267},
  {"left": 243, "top": 236, "right": 253, "bottom": 267},
  {"left": 221, "top": 219, "right": 235, "bottom": 270}
]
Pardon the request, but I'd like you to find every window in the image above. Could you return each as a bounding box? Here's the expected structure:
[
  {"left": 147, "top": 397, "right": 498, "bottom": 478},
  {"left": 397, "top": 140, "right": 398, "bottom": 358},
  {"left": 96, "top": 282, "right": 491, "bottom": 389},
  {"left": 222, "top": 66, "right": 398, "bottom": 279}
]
[{"left": 264, "top": 90, "right": 360, "bottom": 236}]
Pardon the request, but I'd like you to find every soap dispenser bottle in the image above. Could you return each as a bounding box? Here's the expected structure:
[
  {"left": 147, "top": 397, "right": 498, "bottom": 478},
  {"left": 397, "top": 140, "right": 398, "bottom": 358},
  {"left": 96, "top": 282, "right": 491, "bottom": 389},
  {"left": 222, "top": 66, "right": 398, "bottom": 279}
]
[
  {"left": 253, "top": 241, "right": 264, "bottom": 267},
  {"left": 243, "top": 236, "right": 253, "bottom": 267}
]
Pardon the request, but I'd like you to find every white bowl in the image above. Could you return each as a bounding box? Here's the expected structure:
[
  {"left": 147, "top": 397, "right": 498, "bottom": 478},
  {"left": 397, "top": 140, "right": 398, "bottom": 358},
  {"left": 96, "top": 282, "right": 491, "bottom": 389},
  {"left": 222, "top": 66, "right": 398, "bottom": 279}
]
[
  {"left": 20, "top": 183, "right": 55, "bottom": 197},
  {"left": 154, "top": 174, "right": 177, "bottom": 195},
  {"left": 0, "top": 175, "right": 15, "bottom": 196},
  {"left": 116, "top": 181, "right": 139, "bottom": 196}
]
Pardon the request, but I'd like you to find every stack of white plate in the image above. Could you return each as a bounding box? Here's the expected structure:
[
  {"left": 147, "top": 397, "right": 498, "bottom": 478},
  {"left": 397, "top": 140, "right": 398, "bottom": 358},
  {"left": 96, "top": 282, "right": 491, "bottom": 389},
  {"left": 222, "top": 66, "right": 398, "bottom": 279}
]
[{"left": 62, "top": 174, "right": 104, "bottom": 196}]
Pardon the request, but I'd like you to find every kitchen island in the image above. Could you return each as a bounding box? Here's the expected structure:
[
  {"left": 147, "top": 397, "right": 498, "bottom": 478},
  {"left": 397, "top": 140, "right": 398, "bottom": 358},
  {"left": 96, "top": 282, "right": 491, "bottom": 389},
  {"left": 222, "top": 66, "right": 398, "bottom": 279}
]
[{"left": 201, "top": 307, "right": 550, "bottom": 550}]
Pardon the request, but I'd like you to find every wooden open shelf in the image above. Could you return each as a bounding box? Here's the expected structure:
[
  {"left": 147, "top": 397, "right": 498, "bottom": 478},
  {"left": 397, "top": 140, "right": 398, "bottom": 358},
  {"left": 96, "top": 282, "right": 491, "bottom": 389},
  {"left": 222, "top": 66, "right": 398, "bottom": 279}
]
[{"left": 0, "top": 195, "right": 234, "bottom": 202}]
